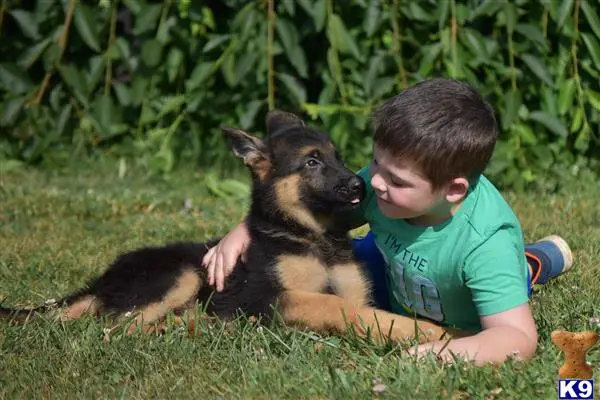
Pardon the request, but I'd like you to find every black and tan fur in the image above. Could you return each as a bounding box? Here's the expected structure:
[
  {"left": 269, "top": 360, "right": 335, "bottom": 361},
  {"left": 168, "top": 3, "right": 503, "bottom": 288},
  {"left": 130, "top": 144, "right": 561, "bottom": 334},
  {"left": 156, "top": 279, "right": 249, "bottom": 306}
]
[{"left": 0, "top": 110, "right": 447, "bottom": 344}]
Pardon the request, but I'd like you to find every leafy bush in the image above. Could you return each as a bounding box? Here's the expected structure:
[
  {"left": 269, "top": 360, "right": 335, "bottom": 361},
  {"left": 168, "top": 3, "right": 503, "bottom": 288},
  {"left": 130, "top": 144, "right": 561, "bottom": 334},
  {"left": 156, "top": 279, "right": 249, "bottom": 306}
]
[{"left": 1, "top": 0, "right": 599, "bottom": 191}]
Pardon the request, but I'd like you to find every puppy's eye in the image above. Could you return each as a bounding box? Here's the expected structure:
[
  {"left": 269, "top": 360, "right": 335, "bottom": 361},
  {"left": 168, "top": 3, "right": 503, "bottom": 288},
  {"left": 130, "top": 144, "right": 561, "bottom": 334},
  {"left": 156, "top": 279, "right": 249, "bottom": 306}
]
[{"left": 305, "top": 159, "right": 320, "bottom": 168}]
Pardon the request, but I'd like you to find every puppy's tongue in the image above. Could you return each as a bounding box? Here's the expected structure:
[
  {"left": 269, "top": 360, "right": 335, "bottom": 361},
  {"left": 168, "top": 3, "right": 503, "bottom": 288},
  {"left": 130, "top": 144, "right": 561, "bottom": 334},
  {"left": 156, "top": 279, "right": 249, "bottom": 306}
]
[{"left": 351, "top": 198, "right": 361, "bottom": 204}]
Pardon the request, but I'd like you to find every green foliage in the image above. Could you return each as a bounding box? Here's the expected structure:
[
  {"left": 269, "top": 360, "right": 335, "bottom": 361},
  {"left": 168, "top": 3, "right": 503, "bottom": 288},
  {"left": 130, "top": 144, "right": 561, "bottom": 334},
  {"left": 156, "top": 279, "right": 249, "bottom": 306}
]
[{"left": 1, "top": 0, "right": 599, "bottom": 190}]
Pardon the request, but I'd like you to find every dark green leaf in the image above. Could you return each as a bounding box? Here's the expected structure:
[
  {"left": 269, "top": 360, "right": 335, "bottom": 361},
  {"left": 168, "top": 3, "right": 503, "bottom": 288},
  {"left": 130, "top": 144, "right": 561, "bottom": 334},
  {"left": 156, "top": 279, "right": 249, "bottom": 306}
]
[
  {"left": 57, "top": 64, "right": 89, "bottom": 106},
  {"left": 503, "top": 3, "right": 517, "bottom": 34},
  {"left": 502, "top": 90, "right": 522, "bottom": 129},
  {"left": 585, "top": 89, "right": 600, "bottom": 111},
  {"left": 364, "top": 0, "right": 381, "bottom": 37},
  {"left": 278, "top": 73, "right": 306, "bottom": 104},
  {"left": 581, "top": 0, "right": 600, "bottom": 38},
  {"left": 231, "top": 3, "right": 256, "bottom": 30},
  {"left": 297, "top": 0, "right": 312, "bottom": 17},
  {"left": 157, "top": 95, "right": 186, "bottom": 119},
  {"left": 515, "top": 24, "right": 549, "bottom": 51},
  {"left": 186, "top": 62, "right": 214, "bottom": 91},
  {"left": 18, "top": 39, "right": 51, "bottom": 70},
  {"left": 418, "top": 43, "right": 442, "bottom": 76},
  {"left": 234, "top": 51, "right": 260, "bottom": 84},
  {"left": 113, "top": 82, "right": 131, "bottom": 106},
  {"left": 276, "top": 19, "right": 299, "bottom": 54},
  {"left": 281, "top": 0, "right": 295, "bottom": 16},
  {"left": 239, "top": 99, "right": 263, "bottom": 129},
  {"left": 57, "top": 104, "right": 72, "bottom": 133},
  {"left": 74, "top": 4, "right": 101, "bottom": 52},
  {"left": 514, "top": 123, "right": 537, "bottom": 145},
  {"left": 406, "top": 3, "right": 433, "bottom": 22},
  {"left": 87, "top": 56, "right": 105, "bottom": 95},
  {"left": 0, "top": 96, "right": 28, "bottom": 127},
  {"left": 10, "top": 10, "right": 40, "bottom": 40},
  {"left": 327, "top": 14, "right": 362, "bottom": 61},
  {"left": 288, "top": 46, "right": 308, "bottom": 78},
  {"left": 556, "top": 0, "right": 574, "bottom": 29},
  {"left": 582, "top": 33, "right": 600, "bottom": 68},
  {"left": 203, "top": 35, "right": 231, "bottom": 53},
  {"left": 470, "top": 0, "right": 503, "bottom": 19},
  {"left": 89, "top": 95, "right": 123, "bottom": 138},
  {"left": 275, "top": 20, "right": 296, "bottom": 52},
  {"left": 129, "top": 76, "right": 149, "bottom": 106},
  {"left": 520, "top": 54, "right": 553, "bottom": 87},
  {"left": 43, "top": 42, "right": 61, "bottom": 70},
  {"left": 528, "top": 111, "right": 569, "bottom": 137},
  {"left": 438, "top": 0, "right": 450, "bottom": 30},
  {"left": 134, "top": 4, "right": 163, "bottom": 35},
  {"left": 122, "top": 0, "right": 143, "bottom": 14},
  {"left": 166, "top": 47, "right": 184, "bottom": 83},
  {"left": 558, "top": 78, "right": 576, "bottom": 116},
  {"left": 141, "top": 39, "right": 164, "bottom": 67},
  {"left": 364, "top": 53, "right": 384, "bottom": 96},
  {"left": 34, "top": 1, "right": 55, "bottom": 23},
  {"left": 313, "top": 0, "right": 327, "bottom": 32},
  {"left": 371, "top": 77, "right": 396, "bottom": 100},
  {"left": 462, "top": 28, "right": 488, "bottom": 61},
  {"left": 221, "top": 52, "right": 237, "bottom": 88},
  {"left": 0, "top": 63, "right": 34, "bottom": 94}
]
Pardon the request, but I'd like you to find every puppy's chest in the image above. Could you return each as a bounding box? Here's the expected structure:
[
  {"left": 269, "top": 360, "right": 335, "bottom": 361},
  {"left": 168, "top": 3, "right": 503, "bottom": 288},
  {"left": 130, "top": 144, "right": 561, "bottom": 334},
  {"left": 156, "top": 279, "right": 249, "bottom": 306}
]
[{"left": 274, "top": 250, "right": 370, "bottom": 307}]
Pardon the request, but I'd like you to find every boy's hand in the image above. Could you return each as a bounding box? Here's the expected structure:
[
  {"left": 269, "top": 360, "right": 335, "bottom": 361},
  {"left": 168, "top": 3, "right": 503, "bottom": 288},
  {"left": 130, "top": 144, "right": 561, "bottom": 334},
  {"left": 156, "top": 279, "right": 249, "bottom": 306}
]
[
  {"left": 407, "top": 302, "right": 538, "bottom": 365},
  {"left": 202, "top": 222, "right": 251, "bottom": 292}
]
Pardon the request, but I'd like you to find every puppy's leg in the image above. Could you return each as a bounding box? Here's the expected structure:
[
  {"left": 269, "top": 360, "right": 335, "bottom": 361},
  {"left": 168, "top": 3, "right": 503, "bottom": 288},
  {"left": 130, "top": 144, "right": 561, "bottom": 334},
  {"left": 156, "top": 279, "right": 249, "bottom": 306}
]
[
  {"left": 280, "top": 290, "right": 447, "bottom": 344},
  {"left": 126, "top": 269, "right": 201, "bottom": 335},
  {"left": 60, "top": 295, "right": 102, "bottom": 321}
]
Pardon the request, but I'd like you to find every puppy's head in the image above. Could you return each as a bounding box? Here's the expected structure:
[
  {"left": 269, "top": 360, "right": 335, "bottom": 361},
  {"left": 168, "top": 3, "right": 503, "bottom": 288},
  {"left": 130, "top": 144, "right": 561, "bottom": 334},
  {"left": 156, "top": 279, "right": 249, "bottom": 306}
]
[{"left": 221, "top": 110, "right": 365, "bottom": 232}]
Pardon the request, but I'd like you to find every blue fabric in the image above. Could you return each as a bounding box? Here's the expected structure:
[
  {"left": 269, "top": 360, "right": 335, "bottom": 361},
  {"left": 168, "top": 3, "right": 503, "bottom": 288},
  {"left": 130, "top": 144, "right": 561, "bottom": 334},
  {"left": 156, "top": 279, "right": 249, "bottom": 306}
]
[
  {"left": 352, "top": 231, "right": 534, "bottom": 313},
  {"left": 351, "top": 231, "right": 391, "bottom": 311},
  {"left": 525, "top": 240, "right": 566, "bottom": 285}
]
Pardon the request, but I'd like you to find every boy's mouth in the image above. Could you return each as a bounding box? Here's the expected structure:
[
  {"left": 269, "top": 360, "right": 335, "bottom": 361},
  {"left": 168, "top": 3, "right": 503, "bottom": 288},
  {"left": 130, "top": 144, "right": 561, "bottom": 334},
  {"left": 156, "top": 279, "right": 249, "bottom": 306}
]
[{"left": 376, "top": 195, "right": 392, "bottom": 204}]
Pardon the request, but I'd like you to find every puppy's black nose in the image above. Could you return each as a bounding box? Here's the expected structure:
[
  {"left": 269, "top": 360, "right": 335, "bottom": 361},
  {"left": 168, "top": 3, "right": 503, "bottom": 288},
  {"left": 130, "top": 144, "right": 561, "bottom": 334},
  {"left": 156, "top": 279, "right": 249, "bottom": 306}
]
[{"left": 348, "top": 176, "right": 364, "bottom": 196}]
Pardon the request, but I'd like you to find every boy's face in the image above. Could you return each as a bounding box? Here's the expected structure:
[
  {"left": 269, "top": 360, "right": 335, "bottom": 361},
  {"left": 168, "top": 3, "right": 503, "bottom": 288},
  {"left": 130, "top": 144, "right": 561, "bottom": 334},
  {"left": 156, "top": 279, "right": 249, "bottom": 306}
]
[{"left": 369, "top": 146, "right": 466, "bottom": 225}]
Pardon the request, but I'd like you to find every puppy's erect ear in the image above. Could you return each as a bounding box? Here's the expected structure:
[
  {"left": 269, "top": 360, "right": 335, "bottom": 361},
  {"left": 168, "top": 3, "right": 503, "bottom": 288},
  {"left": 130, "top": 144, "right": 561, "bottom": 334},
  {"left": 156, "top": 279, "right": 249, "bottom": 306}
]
[
  {"left": 266, "top": 110, "right": 306, "bottom": 136},
  {"left": 221, "top": 126, "right": 271, "bottom": 179}
]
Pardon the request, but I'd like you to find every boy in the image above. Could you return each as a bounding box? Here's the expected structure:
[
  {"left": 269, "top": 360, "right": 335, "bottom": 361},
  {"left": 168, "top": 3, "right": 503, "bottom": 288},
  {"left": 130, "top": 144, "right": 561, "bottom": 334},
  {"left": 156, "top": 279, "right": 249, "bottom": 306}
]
[{"left": 202, "top": 78, "right": 573, "bottom": 365}]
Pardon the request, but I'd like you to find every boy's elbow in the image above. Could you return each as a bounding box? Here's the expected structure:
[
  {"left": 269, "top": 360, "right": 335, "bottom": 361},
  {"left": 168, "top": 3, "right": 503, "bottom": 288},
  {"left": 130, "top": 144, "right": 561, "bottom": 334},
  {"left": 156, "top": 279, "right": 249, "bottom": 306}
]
[{"left": 514, "top": 325, "right": 539, "bottom": 362}]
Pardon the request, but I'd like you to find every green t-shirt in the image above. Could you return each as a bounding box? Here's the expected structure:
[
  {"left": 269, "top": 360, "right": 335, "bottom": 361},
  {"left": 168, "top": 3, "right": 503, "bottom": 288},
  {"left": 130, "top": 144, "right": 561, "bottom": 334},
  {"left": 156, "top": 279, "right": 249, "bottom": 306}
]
[{"left": 352, "top": 166, "right": 529, "bottom": 332}]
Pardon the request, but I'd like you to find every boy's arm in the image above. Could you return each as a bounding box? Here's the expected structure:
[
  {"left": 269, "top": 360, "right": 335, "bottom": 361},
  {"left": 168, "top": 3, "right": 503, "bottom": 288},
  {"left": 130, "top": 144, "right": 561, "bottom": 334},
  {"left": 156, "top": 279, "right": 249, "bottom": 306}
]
[
  {"left": 409, "top": 302, "right": 538, "bottom": 365},
  {"left": 409, "top": 229, "right": 538, "bottom": 365},
  {"left": 202, "top": 220, "right": 251, "bottom": 292}
]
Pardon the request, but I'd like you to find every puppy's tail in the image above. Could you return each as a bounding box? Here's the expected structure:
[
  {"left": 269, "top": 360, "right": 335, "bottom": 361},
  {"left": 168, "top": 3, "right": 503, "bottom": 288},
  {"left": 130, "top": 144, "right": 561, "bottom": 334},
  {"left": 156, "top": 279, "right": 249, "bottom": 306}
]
[{"left": 0, "top": 292, "right": 88, "bottom": 323}]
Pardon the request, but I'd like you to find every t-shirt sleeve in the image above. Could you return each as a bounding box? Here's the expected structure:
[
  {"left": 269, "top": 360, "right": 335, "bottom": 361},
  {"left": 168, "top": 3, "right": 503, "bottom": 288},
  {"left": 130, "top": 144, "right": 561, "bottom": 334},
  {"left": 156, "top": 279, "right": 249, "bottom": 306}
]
[
  {"left": 339, "top": 166, "right": 373, "bottom": 230},
  {"left": 462, "top": 228, "right": 529, "bottom": 317}
]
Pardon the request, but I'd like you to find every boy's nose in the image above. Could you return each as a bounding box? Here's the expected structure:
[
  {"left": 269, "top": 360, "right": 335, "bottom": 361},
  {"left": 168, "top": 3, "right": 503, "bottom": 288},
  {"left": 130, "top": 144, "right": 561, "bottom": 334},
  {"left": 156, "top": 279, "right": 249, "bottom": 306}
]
[{"left": 370, "top": 173, "right": 386, "bottom": 192}]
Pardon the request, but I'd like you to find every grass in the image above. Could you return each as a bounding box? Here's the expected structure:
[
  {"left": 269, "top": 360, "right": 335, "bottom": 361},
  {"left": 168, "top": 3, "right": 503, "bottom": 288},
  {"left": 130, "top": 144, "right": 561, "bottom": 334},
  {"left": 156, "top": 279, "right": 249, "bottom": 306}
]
[{"left": 1, "top": 158, "right": 599, "bottom": 399}]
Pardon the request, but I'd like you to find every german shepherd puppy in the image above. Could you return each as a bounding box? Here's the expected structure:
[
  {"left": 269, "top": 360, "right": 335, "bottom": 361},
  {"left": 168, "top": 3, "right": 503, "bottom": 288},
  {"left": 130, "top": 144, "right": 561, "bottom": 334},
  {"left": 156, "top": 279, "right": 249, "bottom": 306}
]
[{"left": 0, "top": 110, "right": 446, "bottom": 344}]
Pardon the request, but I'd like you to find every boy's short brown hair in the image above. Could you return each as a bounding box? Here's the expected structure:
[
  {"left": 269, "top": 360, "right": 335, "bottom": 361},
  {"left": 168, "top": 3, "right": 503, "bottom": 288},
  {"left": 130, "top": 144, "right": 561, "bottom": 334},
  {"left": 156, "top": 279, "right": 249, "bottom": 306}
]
[{"left": 372, "top": 78, "right": 499, "bottom": 190}]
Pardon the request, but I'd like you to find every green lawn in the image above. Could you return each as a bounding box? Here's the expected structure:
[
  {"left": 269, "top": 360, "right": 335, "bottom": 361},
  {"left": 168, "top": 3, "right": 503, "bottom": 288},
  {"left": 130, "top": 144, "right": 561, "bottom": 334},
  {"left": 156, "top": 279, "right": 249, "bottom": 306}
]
[{"left": 1, "top": 159, "right": 599, "bottom": 399}]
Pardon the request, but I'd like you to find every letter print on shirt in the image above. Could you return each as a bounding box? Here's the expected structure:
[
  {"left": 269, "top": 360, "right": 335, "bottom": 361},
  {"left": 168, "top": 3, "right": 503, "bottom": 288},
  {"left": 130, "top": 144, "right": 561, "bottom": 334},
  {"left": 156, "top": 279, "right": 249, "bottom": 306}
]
[{"left": 376, "top": 241, "right": 445, "bottom": 322}]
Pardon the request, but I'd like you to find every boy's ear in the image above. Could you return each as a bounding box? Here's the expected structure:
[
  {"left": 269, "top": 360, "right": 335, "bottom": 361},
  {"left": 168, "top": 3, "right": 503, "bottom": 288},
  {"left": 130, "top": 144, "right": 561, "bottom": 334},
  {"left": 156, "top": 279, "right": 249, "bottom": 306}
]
[
  {"left": 266, "top": 109, "right": 306, "bottom": 136},
  {"left": 445, "top": 177, "right": 469, "bottom": 204},
  {"left": 220, "top": 126, "right": 270, "bottom": 177}
]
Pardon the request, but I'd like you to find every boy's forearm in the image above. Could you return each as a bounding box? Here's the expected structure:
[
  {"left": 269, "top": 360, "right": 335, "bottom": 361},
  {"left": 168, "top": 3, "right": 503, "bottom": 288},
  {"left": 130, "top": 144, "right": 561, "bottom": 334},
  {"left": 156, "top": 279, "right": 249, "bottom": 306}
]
[{"left": 412, "top": 326, "right": 537, "bottom": 366}]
